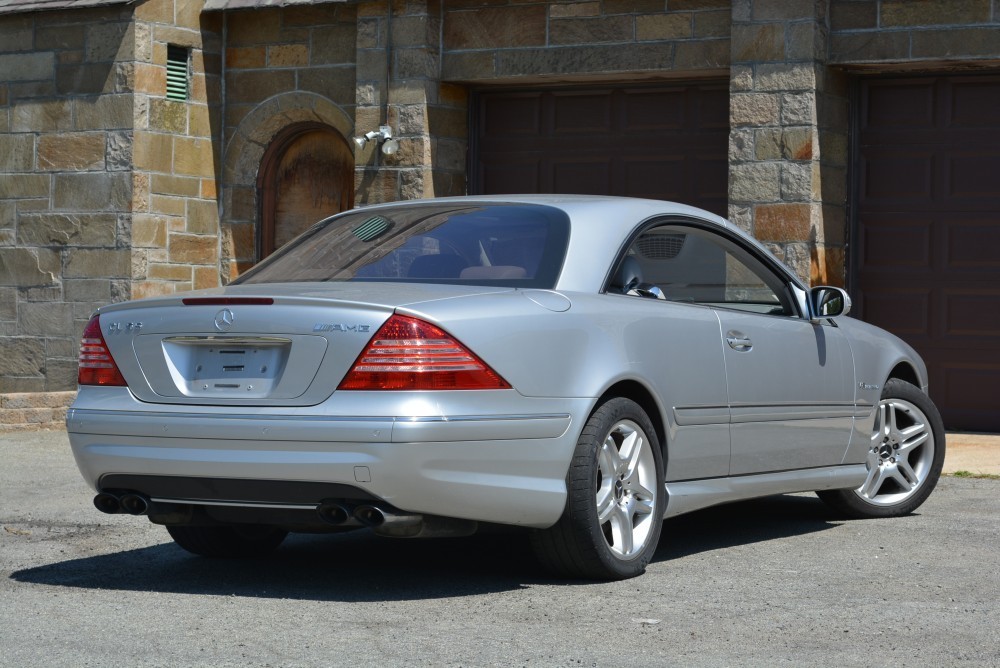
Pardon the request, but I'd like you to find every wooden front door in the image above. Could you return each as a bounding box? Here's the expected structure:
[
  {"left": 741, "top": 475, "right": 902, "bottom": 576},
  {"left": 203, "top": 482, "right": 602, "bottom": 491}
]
[{"left": 259, "top": 123, "right": 354, "bottom": 258}]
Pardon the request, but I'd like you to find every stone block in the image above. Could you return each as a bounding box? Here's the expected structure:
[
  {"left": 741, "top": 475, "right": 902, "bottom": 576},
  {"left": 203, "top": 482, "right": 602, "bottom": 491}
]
[
  {"left": 829, "top": 31, "right": 910, "bottom": 63},
  {"left": 151, "top": 195, "right": 187, "bottom": 216},
  {"left": 911, "top": 27, "right": 1000, "bottom": 58},
  {"left": 173, "top": 137, "right": 217, "bottom": 178},
  {"left": 64, "top": 279, "right": 112, "bottom": 303},
  {"left": 787, "top": 21, "right": 826, "bottom": 62},
  {"left": 17, "top": 213, "right": 117, "bottom": 247},
  {"left": 753, "top": 0, "right": 823, "bottom": 20},
  {"left": 0, "top": 174, "right": 50, "bottom": 199},
  {"left": 496, "top": 43, "right": 676, "bottom": 78},
  {"left": 193, "top": 266, "right": 218, "bottom": 290},
  {"left": 189, "top": 106, "right": 213, "bottom": 139},
  {"left": 669, "top": 0, "right": 729, "bottom": 8},
  {"left": 107, "top": 131, "right": 133, "bottom": 171},
  {"left": 0, "top": 52, "right": 56, "bottom": 82},
  {"left": 427, "top": 105, "right": 467, "bottom": 139},
  {"left": 226, "top": 70, "right": 296, "bottom": 104},
  {"left": 394, "top": 48, "right": 439, "bottom": 79},
  {"left": 18, "top": 302, "right": 73, "bottom": 337},
  {"left": 148, "top": 263, "right": 192, "bottom": 281},
  {"left": 283, "top": 4, "right": 344, "bottom": 26},
  {"left": 729, "top": 162, "right": 781, "bottom": 202},
  {"left": 674, "top": 39, "right": 730, "bottom": 69},
  {"left": 0, "top": 287, "right": 15, "bottom": 320},
  {"left": 298, "top": 67, "right": 356, "bottom": 103},
  {"left": 132, "top": 214, "right": 168, "bottom": 248},
  {"left": 133, "top": 132, "right": 174, "bottom": 172},
  {"left": 12, "top": 99, "right": 73, "bottom": 132},
  {"left": 57, "top": 62, "right": 115, "bottom": 95},
  {"left": 149, "top": 99, "right": 188, "bottom": 134},
  {"left": 550, "top": 2, "right": 601, "bottom": 18},
  {"left": 810, "top": 243, "right": 846, "bottom": 287},
  {"left": 781, "top": 161, "right": 817, "bottom": 200},
  {"left": 730, "top": 92, "right": 780, "bottom": 126},
  {"left": 780, "top": 92, "right": 815, "bottom": 125},
  {"left": 268, "top": 44, "right": 310, "bottom": 68},
  {"left": 74, "top": 94, "right": 133, "bottom": 130},
  {"left": 0, "top": 15, "right": 33, "bottom": 52},
  {"left": 755, "top": 63, "right": 816, "bottom": 92},
  {"left": 9, "top": 80, "right": 57, "bottom": 100},
  {"left": 881, "top": 0, "right": 990, "bottom": 27},
  {"left": 441, "top": 52, "right": 496, "bottom": 81},
  {"left": 186, "top": 199, "right": 218, "bottom": 235},
  {"left": 729, "top": 127, "right": 755, "bottom": 161},
  {"left": 169, "top": 233, "right": 217, "bottom": 264},
  {"left": 730, "top": 64, "right": 753, "bottom": 91},
  {"left": 754, "top": 202, "right": 812, "bottom": 242},
  {"left": 0, "top": 337, "right": 45, "bottom": 376},
  {"left": 37, "top": 133, "right": 106, "bottom": 171},
  {"left": 86, "top": 22, "right": 131, "bottom": 62},
  {"left": 830, "top": 0, "right": 877, "bottom": 30},
  {"left": 45, "top": 359, "right": 80, "bottom": 392},
  {"left": 151, "top": 174, "right": 201, "bottom": 198},
  {"left": 53, "top": 172, "right": 131, "bottom": 211},
  {"left": 0, "top": 377, "right": 45, "bottom": 393},
  {"left": 390, "top": 15, "right": 434, "bottom": 48},
  {"left": 226, "top": 8, "right": 286, "bottom": 46},
  {"left": 444, "top": 6, "right": 546, "bottom": 49},
  {"left": 732, "top": 23, "right": 785, "bottom": 62},
  {"left": 226, "top": 46, "right": 267, "bottom": 69},
  {"left": 636, "top": 14, "right": 692, "bottom": 41},
  {"left": 551, "top": 15, "right": 634, "bottom": 45},
  {"left": 134, "top": 0, "right": 173, "bottom": 23},
  {"left": 200, "top": 178, "right": 217, "bottom": 200},
  {"left": 65, "top": 248, "right": 131, "bottom": 278},
  {"left": 0, "top": 134, "right": 34, "bottom": 171}
]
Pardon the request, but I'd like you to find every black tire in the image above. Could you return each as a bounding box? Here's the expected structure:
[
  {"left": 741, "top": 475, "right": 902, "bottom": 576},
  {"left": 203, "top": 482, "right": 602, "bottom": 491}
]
[
  {"left": 532, "top": 397, "right": 665, "bottom": 580},
  {"left": 818, "top": 378, "right": 945, "bottom": 519},
  {"left": 166, "top": 524, "right": 288, "bottom": 558}
]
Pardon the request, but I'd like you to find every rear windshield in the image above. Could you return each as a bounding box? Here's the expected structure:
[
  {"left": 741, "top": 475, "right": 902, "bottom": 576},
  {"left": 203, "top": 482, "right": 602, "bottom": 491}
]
[{"left": 233, "top": 203, "right": 571, "bottom": 288}]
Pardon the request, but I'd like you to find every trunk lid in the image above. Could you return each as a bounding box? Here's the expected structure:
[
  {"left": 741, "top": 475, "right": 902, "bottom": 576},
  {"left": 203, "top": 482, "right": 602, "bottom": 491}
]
[{"left": 97, "top": 283, "right": 511, "bottom": 406}]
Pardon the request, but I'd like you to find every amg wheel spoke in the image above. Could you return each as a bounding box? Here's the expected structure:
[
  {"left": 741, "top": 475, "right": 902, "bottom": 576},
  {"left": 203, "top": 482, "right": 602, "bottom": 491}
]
[
  {"left": 599, "top": 440, "right": 620, "bottom": 478},
  {"left": 896, "top": 459, "right": 920, "bottom": 488},
  {"left": 619, "top": 430, "right": 643, "bottom": 477},
  {"left": 632, "top": 492, "right": 655, "bottom": 516},
  {"left": 861, "top": 464, "right": 888, "bottom": 499},
  {"left": 608, "top": 504, "right": 634, "bottom": 556},
  {"left": 897, "top": 424, "right": 929, "bottom": 455}
]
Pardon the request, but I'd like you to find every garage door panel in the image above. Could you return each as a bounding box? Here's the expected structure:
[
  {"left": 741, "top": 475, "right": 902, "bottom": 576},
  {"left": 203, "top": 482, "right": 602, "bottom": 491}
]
[
  {"left": 552, "top": 92, "right": 613, "bottom": 134},
  {"left": 857, "top": 289, "right": 931, "bottom": 339},
  {"left": 479, "top": 160, "right": 540, "bottom": 194},
  {"left": 948, "top": 78, "right": 1000, "bottom": 126},
  {"left": 552, "top": 159, "right": 612, "bottom": 194},
  {"left": 863, "top": 81, "right": 935, "bottom": 130},
  {"left": 944, "top": 217, "right": 1000, "bottom": 269},
  {"left": 857, "top": 74, "right": 1000, "bottom": 431},
  {"left": 861, "top": 151, "right": 934, "bottom": 201},
  {"left": 942, "top": 290, "right": 1000, "bottom": 339},
  {"left": 858, "top": 215, "right": 932, "bottom": 269},
  {"left": 472, "top": 82, "right": 729, "bottom": 216}
]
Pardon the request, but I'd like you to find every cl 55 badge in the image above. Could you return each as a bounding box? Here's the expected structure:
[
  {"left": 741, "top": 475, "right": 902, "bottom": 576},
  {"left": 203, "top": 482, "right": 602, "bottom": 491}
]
[{"left": 108, "top": 321, "right": 143, "bottom": 334}]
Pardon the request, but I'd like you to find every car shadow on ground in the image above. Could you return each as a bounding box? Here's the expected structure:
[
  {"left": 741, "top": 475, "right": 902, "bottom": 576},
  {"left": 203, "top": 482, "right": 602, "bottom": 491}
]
[{"left": 10, "top": 494, "right": 842, "bottom": 601}]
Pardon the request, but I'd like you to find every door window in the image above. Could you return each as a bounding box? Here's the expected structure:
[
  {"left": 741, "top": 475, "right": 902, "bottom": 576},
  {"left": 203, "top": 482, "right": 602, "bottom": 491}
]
[{"left": 612, "top": 223, "right": 797, "bottom": 317}]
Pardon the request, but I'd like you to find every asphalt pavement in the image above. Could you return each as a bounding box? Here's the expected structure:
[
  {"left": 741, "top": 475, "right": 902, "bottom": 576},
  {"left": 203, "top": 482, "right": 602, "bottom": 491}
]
[{"left": 1, "top": 429, "right": 998, "bottom": 667}]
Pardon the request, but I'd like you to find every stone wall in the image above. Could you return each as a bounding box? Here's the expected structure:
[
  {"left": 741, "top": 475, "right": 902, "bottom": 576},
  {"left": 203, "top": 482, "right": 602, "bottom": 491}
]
[
  {"left": 441, "top": 0, "right": 732, "bottom": 82},
  {"left": 1, "top": 4, "right": 138, "bottom": 398}
]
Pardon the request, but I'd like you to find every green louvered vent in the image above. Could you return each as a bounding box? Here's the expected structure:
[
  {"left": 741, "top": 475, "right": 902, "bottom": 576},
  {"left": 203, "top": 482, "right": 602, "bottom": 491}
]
[{"left": 166, "top": 45, "right": 189, "bottom": 101}]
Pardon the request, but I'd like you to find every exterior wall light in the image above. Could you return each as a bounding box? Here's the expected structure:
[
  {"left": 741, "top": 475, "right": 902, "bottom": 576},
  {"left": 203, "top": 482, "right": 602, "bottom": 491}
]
[{"left": 354, "top": 125, "right": 399, "bottom": 155}]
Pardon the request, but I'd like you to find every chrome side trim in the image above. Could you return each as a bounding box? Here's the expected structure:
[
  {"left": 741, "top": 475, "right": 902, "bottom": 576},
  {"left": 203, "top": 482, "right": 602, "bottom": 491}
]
[
  {"left": 69, "top": 408, "right": 569, "bottom": 424},
  {"left": 729, "top": 403, "right": 858, "bottom": 423},
  {"left": 663, "top": 464, "right": 867, "bottom": 518},
  {"left": 672, "top": 405, "right": 730, "bottom": 426}
]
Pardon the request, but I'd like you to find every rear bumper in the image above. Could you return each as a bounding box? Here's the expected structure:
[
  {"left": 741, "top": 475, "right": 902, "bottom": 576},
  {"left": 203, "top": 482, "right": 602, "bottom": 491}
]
[{"left": 66, "top": 388, "right": 587, "bottom": 528}]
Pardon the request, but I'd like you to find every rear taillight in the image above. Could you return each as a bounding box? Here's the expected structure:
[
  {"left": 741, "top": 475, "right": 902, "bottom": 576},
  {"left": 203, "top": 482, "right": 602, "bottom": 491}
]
[
  {"left": 78, "top": 315, "right": 127, "bottom": 386},
  {"left": 338, "top": 314, "right": 511, "bottom": 391}
]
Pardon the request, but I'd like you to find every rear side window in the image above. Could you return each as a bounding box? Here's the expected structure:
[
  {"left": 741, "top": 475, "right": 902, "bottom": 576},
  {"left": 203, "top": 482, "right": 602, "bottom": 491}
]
[{"left": 234, "top": 203, "right": 571, "bottom": 288}]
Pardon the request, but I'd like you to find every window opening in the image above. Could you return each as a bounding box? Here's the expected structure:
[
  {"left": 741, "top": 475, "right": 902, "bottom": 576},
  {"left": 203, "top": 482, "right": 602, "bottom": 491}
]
[{"left": 166, "top": 45, "right": 190, "bottom": 101}]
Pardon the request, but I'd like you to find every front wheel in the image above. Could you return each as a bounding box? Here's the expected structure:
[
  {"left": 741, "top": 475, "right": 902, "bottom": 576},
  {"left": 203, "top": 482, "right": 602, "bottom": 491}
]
[
  {"left": 818, "top": 378, "right": 945, "bottom": 518},
  {"left": 166, "top": 524, "right": 288, "bottom": 558},
  {"left": 532, "top": 397, "right": 664, "bottom": 580}
]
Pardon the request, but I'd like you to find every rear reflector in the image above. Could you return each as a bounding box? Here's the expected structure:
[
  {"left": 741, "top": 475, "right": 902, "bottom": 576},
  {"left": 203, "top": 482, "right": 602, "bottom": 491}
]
[
  {"left": 78, "top": 315, "right": 127, "bottom": 386},
  {"left": 338, "top": 314, "right": 511, "bottom": 391},
  {"left": 182, "top": 297, "right": 274, "bottom": 306}
]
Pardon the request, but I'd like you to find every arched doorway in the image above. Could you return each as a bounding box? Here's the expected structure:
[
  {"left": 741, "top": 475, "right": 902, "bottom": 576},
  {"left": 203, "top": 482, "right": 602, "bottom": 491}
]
[{"left": 257, "top": 122, "right": 354, "bottom": 258}]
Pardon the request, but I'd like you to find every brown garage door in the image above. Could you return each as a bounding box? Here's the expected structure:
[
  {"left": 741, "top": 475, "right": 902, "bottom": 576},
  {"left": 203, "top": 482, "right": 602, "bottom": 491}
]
[
  {"left": 470, "top": 82, "right": 729, "bottom": 216},
  {"left": 856, "top": 74, "right": 1000, "bottom": 432}
]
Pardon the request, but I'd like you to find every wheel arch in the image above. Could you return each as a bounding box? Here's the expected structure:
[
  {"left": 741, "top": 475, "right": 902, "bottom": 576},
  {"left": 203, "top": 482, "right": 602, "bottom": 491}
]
[
  {"left": 595, "top": 380, "right": 667, "bottom": 461},
  {"left": 887, "top": 361, "right": 922, "bottom": 390}
]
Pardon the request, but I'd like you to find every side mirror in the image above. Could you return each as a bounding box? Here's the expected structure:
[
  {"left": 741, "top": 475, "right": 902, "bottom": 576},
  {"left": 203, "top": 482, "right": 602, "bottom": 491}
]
[
  {"left": 627, "top": 283, "right": 666, "bottom": 300},
  {"left": 809, "top": 286, "right": 851, "bottom": 321}
]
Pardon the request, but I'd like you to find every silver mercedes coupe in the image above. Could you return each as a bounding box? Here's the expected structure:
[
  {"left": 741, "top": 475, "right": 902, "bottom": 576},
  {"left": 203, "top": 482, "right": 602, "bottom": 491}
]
[{"left": 67, "top": 195, "right": 945, "bottom": 580}]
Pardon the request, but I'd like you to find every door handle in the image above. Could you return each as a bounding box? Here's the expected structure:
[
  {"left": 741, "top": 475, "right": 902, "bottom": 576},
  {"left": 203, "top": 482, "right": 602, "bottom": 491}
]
[{"left": 726, "top": 330, "right": 753, "bottom": 352}]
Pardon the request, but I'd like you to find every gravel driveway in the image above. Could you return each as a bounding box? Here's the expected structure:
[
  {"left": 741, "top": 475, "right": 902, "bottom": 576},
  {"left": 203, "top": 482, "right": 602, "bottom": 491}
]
[{"left": 2, "top": 430, "right": 998, "bottom": 667}]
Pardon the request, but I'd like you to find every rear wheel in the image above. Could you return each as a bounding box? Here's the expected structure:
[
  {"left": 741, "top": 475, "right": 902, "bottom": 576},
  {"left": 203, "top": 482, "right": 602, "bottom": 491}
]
[
  {"left": 166, "top": 524, "right": 288, "bottom": 558},
  {"left": 532, "top": 397, "right": 664, "bottom": 580},
  {"left": 818, "top": 379, "right": 945, "bottom": 518}
]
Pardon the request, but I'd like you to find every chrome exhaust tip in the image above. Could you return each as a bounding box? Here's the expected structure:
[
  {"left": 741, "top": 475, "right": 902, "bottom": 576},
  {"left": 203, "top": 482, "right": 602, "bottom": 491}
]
[
  {"left": 119, "top": 493, "right": 149, "bottom": 516},
  {"left": 317, "top": 502, "right": 352, "bottom": 526},
  {"left": 93, "top": 492, "right": 121, "bottom": 514}
]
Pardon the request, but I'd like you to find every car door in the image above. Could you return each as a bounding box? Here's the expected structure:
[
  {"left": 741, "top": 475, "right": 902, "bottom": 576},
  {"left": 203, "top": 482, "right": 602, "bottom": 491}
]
[{"left": 625, "top": 221, "right": 856, "bottom": 476}]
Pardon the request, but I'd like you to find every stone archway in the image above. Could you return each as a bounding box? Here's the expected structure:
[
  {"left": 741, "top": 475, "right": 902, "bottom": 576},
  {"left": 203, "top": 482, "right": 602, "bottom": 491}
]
[{"left": 220, "top": 92, "right": 354, "bottom": 280}]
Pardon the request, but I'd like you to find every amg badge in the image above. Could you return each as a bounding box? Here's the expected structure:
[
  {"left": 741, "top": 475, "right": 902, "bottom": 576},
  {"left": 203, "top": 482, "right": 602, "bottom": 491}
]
[{"left": 313, "top": 323, "right": 372, "bottom": 333}]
